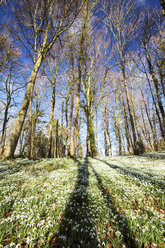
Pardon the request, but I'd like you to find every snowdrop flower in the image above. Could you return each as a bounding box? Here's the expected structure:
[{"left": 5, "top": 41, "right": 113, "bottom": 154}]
[
  {"left": 26, "top": 237, "right": 31, "bottom": 244},
  {"left": 10, "top": 243, "right": 15, "bottom": 247}
]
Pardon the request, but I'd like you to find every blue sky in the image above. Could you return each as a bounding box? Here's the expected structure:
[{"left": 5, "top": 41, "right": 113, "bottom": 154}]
[{"left": 137, "top": 0, "right": 161, "bottom": 7}]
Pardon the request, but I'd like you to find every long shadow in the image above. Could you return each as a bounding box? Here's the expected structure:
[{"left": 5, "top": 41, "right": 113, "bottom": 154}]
[
  {"left": 95, "top": 158, "right": 165, "bottom": 190},
  {"left": 0, "top": 160, "right": 38, "bottom": 180},
  {"left": 50, "top": 158, "right": 98, "bottom": 248},
  {"left": 90, "top": 163, "right": 137, "bottom": 248}
]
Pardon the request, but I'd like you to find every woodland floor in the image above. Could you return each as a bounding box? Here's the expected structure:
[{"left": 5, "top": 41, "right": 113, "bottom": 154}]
[{"left": 0, "top": 153, "right": 165, "bottom": 248}]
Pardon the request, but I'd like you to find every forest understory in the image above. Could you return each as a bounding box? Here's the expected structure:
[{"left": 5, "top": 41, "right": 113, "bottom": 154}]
[{"left": 0, "top": 153, "right": 165, "bottom": 248}]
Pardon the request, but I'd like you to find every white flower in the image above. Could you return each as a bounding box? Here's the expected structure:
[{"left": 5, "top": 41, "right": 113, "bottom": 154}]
[
  {"left": 10, "top": 243, "right": 15, "bottom": 247},
  {"left": 26, "top": 237, "right": 30, "bottom": 244},
  {"left": 16, "top": 245, "right": 21, "bottom": 248}
]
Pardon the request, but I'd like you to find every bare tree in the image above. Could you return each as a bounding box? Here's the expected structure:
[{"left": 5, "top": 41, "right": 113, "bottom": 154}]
[
  {"left": 1, "top": 0, "right": 83, "bottom": 159},
  {"left": 103, "top": 0, "right": 143, "bottom": 154}
]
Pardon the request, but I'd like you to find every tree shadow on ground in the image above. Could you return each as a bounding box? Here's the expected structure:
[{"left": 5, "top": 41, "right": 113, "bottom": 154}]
[
  {"left": 95, "top": 158, "right": 165, "bottom": 190},
  {"left": 90, "top": 163, "right": 137, "bottom": 248},
  {"left": 0, "top": 160, "right": 39, "bottom": 179},
  {"left": 50, "top": 158, "right": 98, "bottom": 248}
]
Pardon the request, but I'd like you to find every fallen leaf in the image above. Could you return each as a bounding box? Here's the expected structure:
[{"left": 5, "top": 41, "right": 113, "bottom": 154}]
[
  {"left": 106, "top": 223, "right": 111, "bottom": 228},
  {"left": 109, "top": 230, "right": 115, "bottom": 238},
  {"left": 159, "top": 209, "right": 165, "bottom": 214},
  {"left": 144, "top": 242, "right": 149, "bottom": 248},
  {"left": 151, "top": 243, "right": 158, "bottom": 248},
  {"left": 107, "top": 243, "right": 113, "bottom": 248},
  {"left": 101, "top": 233, "right": 106, "bottom": 240}
]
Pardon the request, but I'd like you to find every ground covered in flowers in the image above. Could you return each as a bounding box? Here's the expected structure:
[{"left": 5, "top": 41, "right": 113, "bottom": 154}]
[{"left": 0, "top": 155, "right": 165, "bottom": 248}]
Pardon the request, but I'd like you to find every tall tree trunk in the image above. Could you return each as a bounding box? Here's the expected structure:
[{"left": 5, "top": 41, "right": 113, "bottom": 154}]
[
  {"left": 65, "top": 42, "right": 75, "bottom": 157},
  {"left": 87, "top": 114, "right": 97, "bottom": 157},
  {"left": 102, "top": 105, "right": 109, "bottom": 156},
  {"left": 0, "top": 126, "right": 7, "bottom": 156},
  {"left": 0, "top": 96, "right": 11, "bottom": 155},
  {"left": 65, "top": 81, "right": 74, "bottom": 157},
  {"left": 70, "top": 47, "right": 81, "bottom": 157},
  {"left": 55, "top": 119, "right": 59, "bottom": 158},
  {"left": 47, "top": 79, "right": 56, "bottom": 158},
  {"left": 140, "top": 108, "right": 153, "bottom": 151},
  {"left": 122, "top": 68, "right": 138, "bottom": 154},
  {"left": 115, "top": 92, "right": 122, "bottom": 155},
  {"left": 71, "top": 0, "right": 87, "bottom": 158},
  {"left": 140, "top": 55, "right": 164, "bottom": 139},
  {"left": 131, "top": 83, "right": 144, "bottom": 150},
  {"left": 152, "top": 113, "right": 158, "bottom": 151},
  {"left": 1, "top": 53, "right": 43, "bottom": 159},
  {"left": 122, "top": 101, "right": 131, "bottom": 154},
  {"left": 86, "top": 125, "right": 91, "bottom": 157},
  {"left": 106, "top": 119, "right": 112, "bottom": 156},
  {"left": 139, "top": 85, "right": 157, "bottom": 151},
  {"left": 144, "top": 45, "right": 165, "bottom": 131},
  {"left": 95, "top": 108, "right": 99, "bottom": 155},
  {"left": 78, "top": 119, "right": 82, "bottom": 157},
  {"left": 59, "top": 102, "right": 64, "bottom": 157},
  {"left": 28, "top": 85, "right": 34, "bottom": 159}
]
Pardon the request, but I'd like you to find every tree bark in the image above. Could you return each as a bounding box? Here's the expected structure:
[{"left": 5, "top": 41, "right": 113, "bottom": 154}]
[
  {"left": 87, "top": 114, "right": 97, "bottom": 157},
  {"left": 122, "top": 101, "right": 132, "bottom": 154},
  {"left": 0, "top": 95, "right": 11, "bottom": 155},
  {"left": 115, "top": 92, "right": 122, "bottom": 155},
  {"left": 106, "top": 119, "right": 112, "bottom": 156},
  {"left": 55, "top": 119, "right": 59, "bottom": 158},
  {"left": 28, "top": 84, "right": 34, "bottom": 159},
  {"left": 47, "top": 78, "right": 56, "bottom": 158}
]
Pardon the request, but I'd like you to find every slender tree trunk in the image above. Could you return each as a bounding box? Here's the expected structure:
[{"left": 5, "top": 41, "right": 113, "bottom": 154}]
[
  {"left": 65, "top": 83, "right": 74, "bottom": 157},
  {"left": 106, "top": 119, "right": 112, "bottom": 156},
  {"left": 131, "top": 84, "right": 144, "bottom": 150},
  {"left": 122, "top": 101, "right": 131, "bottom": 154},
  {"left": 152, "top": 113, "right": 158, "bottom": 151},
  {"left": 115, "top": 92, "right": 122, "bottom": 155},
  {"left": 55, "top": 119, "right": 59, "bottom": 158},
  {"left": 0, "top": 126, "right": 7, "bottom": 156},
  {"left": 102, "top": 105, "right": 109, "bottom": 156},
  {"left": 28, "top": 85, "right": 34, "bottom": 159},
  {"left": 59, "top": 102, "right": 64, "bottom": 157},
  {"left": 141, "top": 56, "right": 164, "bottom": 139},
  {"left": 71, "top": 0, "right": 88, "bottom": 158},
  {"left": 47, "top": 79, "right": 56, "bottom": 158},
  {"left": 0, "top": 97, "right": 10, "bottom": 155},
  {"left": 139, "top": 85, "right": 157, "bottom": 151},
  {"left": 78, "top": 119, "right": 82, "bottom": 157},
  {"left": 65, "top": 53, "right": 75, "bottom": 157},
  {"left": 70, "top": 49, "right": 81, "bottom": 157},
  {"left": 148, "top": 74, "right": 164, "bottom": 139},
  {"left": 140, "top": 108, "right": 153, "bottom": 151},
  {"left": 122, "top": 71, "right": 138, "bottom": 154},
  {"left": 95, "top": 108, "right": 99, "bottom": 155}
]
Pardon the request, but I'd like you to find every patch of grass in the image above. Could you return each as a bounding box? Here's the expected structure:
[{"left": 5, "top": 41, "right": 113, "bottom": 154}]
[{"left": 0, "top": 156, "right": 164, "bottom": 247}]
